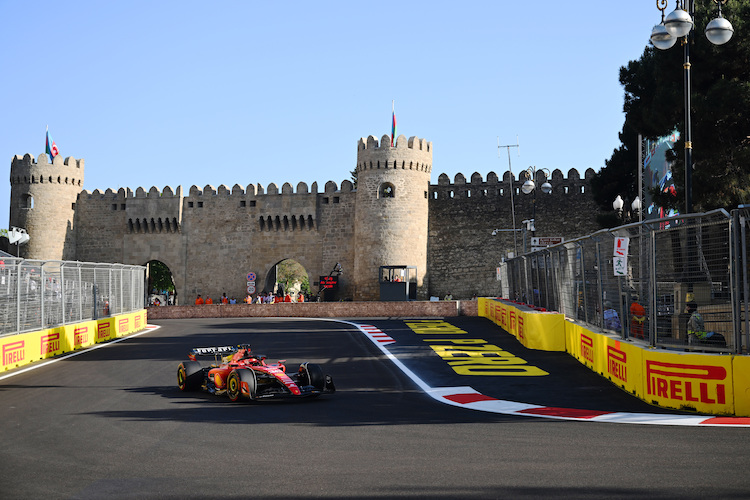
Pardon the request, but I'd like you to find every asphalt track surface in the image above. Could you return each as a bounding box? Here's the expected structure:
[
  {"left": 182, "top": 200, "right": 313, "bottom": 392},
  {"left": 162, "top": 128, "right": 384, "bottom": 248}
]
[{"left": 1, "top": 316, "right": 749, "bottom": 499}]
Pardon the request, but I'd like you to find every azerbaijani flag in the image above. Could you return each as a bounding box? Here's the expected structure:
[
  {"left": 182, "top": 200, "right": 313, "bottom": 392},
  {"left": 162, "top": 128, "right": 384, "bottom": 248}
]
[
  {"left": 391, "top": 101, "right": 397, "bottom": 147},
  {"left": 46, "top": 126, "right": 59, "bottom": 160}
]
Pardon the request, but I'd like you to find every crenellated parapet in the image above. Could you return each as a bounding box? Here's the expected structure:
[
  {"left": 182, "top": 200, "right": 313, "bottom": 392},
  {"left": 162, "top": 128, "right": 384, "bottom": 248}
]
[
  {"left": 431, "top": 168, "right": 594, "bottom": 199},
  {"left": 10, "top": 153, "right": 84, "bottom": 188},
  {"left": 355, "top": 134, "right": 432, "bottom": 174}
]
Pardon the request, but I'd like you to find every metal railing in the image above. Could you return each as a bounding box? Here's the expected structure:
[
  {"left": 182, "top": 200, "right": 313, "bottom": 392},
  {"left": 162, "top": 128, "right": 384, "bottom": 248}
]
[
  {"left": 500, "top": 209, "right": 748, "bottom": 354},
  {"left": 0, "top": 259, "right": 146, "bottom": 337}
]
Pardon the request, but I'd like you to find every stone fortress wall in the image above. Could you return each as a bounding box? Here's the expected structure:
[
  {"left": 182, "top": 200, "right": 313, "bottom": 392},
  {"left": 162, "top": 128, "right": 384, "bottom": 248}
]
[{"left": 8, "top": 133, "right": 600, "bottom": 302}]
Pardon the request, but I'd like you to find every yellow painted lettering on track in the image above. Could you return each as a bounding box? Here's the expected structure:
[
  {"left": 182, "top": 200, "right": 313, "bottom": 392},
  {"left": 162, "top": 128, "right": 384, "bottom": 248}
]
[
  {"left": 423, "top": 338, "right": 488, "bottom": 344},
  {"left": 453, "top": 365, "right": 549, "bottom": 376},
  {"left": 404, "top": 320, "right": 548, "bottom": 377},
  {"left": 404, "top": 320, "right": 468, "bottom": 335}
]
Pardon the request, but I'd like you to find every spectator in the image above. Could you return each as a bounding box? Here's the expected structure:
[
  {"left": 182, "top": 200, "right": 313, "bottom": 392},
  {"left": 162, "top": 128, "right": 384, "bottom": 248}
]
[
  {"left": 229, "top": 297, "right": 237, "bottom": 304},
  {"left": 686, "top": 302, "right": 726, "bottom": 347},
  {"left": 603, "top": 301, "right": 621, "bottom": 331},
  {"left": 206, "top": 296, "right": 213, "bottom": 305},
  {"left": 630, "top": 301, "right": 646, "bottom": 339},
  {"left": 221, "top": 293, "right": 229, "bottom": 304},
  {"left": 444, "top": 292, "right": 453, "bottom": 301},
  {"left": 195, "top": 294, "right": 204, "bottom": 305}
]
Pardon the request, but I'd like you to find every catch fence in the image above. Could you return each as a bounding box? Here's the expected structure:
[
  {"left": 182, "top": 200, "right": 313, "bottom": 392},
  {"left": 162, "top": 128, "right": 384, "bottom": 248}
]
[
  {"left": 500, "top": 209, "right": 750, "bottom": 354},
  {"left": 0, "top": 259, "right": 146, "bottom": 336}
]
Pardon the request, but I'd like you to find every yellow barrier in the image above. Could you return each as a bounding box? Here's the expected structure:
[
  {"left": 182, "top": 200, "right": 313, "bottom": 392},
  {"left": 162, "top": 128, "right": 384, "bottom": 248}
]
[
  {"left": 0, "top": 310, "right": 148, "bottom": 371},
  {"left": 478, "top": 297, "right": 566, "bottom": 351},
  {"left": 482, "top": 298, "right": 749, "bottom": 416}
]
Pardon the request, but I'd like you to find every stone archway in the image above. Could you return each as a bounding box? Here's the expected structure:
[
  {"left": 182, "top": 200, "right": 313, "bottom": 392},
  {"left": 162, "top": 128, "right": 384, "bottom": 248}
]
[
  {"left": 262, "top": 258, "right": 310, "bottom": 301},
  {"left": 146, "top": 259, "right": 176, "bottom": 305}
]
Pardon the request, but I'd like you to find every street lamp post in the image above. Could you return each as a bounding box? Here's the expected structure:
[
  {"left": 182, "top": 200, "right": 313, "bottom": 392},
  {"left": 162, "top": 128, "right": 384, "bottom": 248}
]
[
  {"left": 650, "top": 0, "right": 734, "bottom": 214},
  {"left": 520, "top": 166, "right": 552, "bottom": 241},
  {"left": 613, "top": 195, "right": 642, "bottom": 223}
]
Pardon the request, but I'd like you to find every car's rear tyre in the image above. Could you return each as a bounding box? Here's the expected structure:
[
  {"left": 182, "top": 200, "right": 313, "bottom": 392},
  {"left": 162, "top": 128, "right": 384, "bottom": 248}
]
[
  {"left": 299, "top": 362, "right": 325, "bottom": 390},
  {"left": 228, "top": 369, "right": 256, "bottom": 402},
  {"left": 178, "top": 361, "right": 203, "bottom": 391}
]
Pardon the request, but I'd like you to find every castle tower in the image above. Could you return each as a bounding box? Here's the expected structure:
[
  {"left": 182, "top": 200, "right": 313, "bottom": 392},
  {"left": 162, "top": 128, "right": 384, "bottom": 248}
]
[
  {"left": 353, "top": 134, "right": 432, "bottom": 300},
  {"left": 9, "top": 153, "right": 83, "bottom": 260}
]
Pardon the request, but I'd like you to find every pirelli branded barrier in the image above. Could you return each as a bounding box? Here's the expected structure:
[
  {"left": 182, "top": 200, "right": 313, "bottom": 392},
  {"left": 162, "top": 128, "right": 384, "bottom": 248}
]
[
  {"left": 480, "top": 297, "right": 750, "bottom": 417},
  {"left": 479, "top": 297, "right": 566, "bottom": 351},
  {"left": 0, "top": 310, "right": 148, "bottom": 372}
]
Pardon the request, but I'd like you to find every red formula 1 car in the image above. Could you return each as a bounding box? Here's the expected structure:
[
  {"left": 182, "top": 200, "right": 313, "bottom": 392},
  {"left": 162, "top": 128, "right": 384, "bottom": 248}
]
[{"left": 177, "top": 344, "right": 335, "bottom": 402}]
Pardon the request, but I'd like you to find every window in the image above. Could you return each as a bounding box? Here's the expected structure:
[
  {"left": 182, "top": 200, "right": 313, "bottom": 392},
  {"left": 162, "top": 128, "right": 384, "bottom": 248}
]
[
  {"left": 240, "top": 200, "right": 246, "bottom": 207},
  {"left": 379, "top": 183, "right": 395, "bottom": 198},
  {"left": 22, "top": 194, "right": 34, "bottom": 209},
  {"left": 333, "top": 196, "right": 340, "bottom": 204},
  {"left": 188, "top": 202, "right": 194, "bottom": 208}
]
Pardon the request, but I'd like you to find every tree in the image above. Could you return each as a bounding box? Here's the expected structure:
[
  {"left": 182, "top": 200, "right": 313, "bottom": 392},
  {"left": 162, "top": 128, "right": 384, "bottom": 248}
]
[
  {"left": 593, "top": 0, "right": 750, "bottom": 217},
  {"left": 276, "top": 259, "right": 308, "bottom": 293},
  {"left": 148, "top": 260, "right": 174, "bottom": 293}
]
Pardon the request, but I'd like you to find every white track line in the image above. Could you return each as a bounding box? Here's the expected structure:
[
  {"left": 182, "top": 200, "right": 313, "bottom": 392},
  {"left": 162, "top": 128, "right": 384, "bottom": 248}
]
[
  {"left": 0, "top": 325, "right": 160, "bottom": 382},
  {"left": 345, "top": 321, "right": 750, "bottom": 427}
]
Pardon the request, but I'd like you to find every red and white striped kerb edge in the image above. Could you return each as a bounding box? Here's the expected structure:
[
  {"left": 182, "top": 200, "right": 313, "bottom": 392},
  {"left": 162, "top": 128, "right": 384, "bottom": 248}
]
[{"left": 348, "top": 322, "right": 750, "bottom": 427}]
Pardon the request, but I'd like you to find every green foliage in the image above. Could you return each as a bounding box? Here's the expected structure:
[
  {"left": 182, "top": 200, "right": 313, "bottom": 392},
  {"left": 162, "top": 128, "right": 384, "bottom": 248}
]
[
  {"left": 594, "top": 0, "right": 750, "bottom": 215},
  {"left": 148, "top": 260, "right": 174, "bottom": 292},
  {"left": 276, "top": 259, "right": 308, "bottom": 292},
  {"left": 300, "top": 275, "right": 311, "bottom": 295}
]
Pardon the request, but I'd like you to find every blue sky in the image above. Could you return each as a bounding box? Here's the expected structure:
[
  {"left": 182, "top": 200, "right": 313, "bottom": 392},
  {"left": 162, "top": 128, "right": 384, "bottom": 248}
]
[{"left": 1, "top": 1, "right": 663, "bottom": 229}]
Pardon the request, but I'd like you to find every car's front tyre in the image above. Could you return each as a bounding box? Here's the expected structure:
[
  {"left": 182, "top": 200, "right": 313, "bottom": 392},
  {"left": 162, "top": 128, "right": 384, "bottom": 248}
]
[{"left": 227, "top": 369, "right": 257, "bottom": 402}]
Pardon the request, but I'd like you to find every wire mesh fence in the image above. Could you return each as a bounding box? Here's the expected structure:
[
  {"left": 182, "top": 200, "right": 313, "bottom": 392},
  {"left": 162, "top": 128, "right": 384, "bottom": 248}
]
[
  {"left": 0, "top": 259, "right": 146, "bottom": 337},
  {"left": 500, "top": 209, "right": 747, "bottom": 354}
]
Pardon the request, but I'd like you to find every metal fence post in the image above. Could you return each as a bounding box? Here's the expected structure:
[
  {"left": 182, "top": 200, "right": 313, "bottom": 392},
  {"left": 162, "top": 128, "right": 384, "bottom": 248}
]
[
  {"left": 649, "top": 224, "right": 658, "bottom": 347},
  {"left": 742, "top": 211, "right": 750, "bottom": 353},
  {"left": 595, "top": 239, "right": 605, "bottom": 329}
]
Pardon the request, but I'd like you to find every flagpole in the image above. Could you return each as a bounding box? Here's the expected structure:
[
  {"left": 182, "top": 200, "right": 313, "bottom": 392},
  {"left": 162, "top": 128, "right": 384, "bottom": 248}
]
[{"left": 391, "top": 100, "right": 396, "bottom": 147}]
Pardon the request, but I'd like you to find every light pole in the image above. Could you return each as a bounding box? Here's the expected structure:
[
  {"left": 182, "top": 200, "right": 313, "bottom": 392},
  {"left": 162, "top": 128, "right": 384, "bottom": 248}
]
[
  {"left": 650, "top": 0, "right": 734, "bottom": 214},
  {"left": 613, "top": 195, "right": 642, "bottom": 223},
  {"left": 520, "top": 166, "right": 552, "bottom": 239}
]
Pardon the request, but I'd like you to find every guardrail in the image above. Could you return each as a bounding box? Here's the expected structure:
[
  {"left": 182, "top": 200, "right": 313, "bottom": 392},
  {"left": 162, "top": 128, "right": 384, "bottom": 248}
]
[
  {"left": 500, "top": 209, "right": 748, "bottom": 354},
  {"left": 0, "top": 258, "right": 146, "bottom": 337}
]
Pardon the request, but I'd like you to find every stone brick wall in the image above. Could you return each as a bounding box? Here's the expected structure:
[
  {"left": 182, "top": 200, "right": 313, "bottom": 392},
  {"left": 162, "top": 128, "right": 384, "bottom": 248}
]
[
  {"left": 145, "top": 299, "right": 474, "bottom": 319},
  {"left": 9, "top": 154, "right": 83, "bottom": 261},
  {"left": 10, "top": 136, "right": 603, "bottom": 304},
  {"left": 353, "top": 135, "right": 431, "bottom": 300},
  {"left": 427, "top": 169, "right": 600, "bottom": 300}
]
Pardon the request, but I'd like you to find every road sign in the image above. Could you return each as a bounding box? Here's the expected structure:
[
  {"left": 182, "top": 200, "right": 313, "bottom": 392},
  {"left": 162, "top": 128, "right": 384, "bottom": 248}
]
[
  {"left": 247, "top": 272, "right": 256, "bottom": 281},
  {"left": 613, "top": 256, "right": 627, "bottom": 276},
  {"left": 614, "top": 237, "right": 629, "bottom": 257},
  {"left": 531, "top": 236, "right": 563, "bottom": 247}
]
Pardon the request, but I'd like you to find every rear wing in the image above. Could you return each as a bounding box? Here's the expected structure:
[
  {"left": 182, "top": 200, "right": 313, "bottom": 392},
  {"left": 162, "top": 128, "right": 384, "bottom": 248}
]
[
  {"left": 188, "top": 344, "right": 253, "bottom": 361},
  {"left": 190, "top": 346, "right": 237, "bottom": 357}
]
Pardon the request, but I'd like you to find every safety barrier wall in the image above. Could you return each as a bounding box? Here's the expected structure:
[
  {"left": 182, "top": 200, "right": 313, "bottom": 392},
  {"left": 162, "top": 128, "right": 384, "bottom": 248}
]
[
  {"left": 478, "top": 297, "right": 565, "bottom": 351},
  {"left": 146, "top": 300, "right": 477, "bottom": 319},
  {"left": 479, "top": 297, "right": 750, "bottom": 416},
  {"left": 0, "top": 310, "right": 148, "bottom": 372}
]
